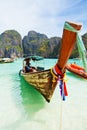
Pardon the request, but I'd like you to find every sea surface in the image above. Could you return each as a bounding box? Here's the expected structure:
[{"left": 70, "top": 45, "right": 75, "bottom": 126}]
[{"left": 0, "top": 58, "right": 87, "bottom": 130}]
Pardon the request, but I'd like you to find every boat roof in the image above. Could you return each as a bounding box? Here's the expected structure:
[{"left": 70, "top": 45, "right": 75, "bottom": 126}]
[{"left": 23, "top": 55, "right": 44, "bottom": 61}]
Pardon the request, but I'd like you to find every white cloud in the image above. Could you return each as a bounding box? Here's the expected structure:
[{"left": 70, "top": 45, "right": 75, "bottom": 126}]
[{"left": 0, "top": 0, "right": 87, "bottom": 38}]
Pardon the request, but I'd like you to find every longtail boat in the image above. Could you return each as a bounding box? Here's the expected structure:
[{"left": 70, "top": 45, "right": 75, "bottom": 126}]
[
  {"left": 66, "top": 63, "right": 87, "bottom": 79},
  {"left": 19, "top": 21, "right": 82, "bottom": 102},
  {"left": 0, "top": 58, "right": 14, "bottom": 63}
]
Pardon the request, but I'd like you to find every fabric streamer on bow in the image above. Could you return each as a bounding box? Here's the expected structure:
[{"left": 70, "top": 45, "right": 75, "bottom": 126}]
[
  {"left": 51, "top": 64, "right": 68, "bottom": 101},
  {"left": 59, "top": 73, "right": 68, "bottom": 101}
]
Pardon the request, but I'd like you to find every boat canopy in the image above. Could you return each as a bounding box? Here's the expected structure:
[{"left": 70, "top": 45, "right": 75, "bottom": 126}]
[{"left": 23, "top": 55, "right": 44, "bottom": 61}]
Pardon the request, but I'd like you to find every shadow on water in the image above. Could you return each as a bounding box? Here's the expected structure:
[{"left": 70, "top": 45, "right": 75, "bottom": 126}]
[{"left": 19, "top": 76, "right": 45, "bottom": 118}]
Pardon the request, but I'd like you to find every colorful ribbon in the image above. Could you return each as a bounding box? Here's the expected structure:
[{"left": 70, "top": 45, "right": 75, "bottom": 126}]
[{"left": 51, "top": 64, "right": 68, "bottom": 101}]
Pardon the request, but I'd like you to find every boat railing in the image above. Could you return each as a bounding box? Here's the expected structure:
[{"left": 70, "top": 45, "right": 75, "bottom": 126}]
[{"left": 37, "top": 66, "right": 44, "bottom": 71}]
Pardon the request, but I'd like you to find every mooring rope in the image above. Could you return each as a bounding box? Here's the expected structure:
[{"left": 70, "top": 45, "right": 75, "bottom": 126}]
[{"left": 59, "top": 97, "right": 63, "bottom": 130}]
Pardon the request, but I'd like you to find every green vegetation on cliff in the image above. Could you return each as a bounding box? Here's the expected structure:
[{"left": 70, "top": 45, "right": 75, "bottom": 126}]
[
  {"left": 0, "top": 29, "right": 87, "bottom": 58},
  {"left": 0, "top": 30, "right": 22, "bottom": 58}
]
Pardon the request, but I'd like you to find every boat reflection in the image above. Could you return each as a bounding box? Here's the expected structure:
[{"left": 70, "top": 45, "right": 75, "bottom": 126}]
[{"left": 19, "top": 77, "right": 45, "bottom": 118}]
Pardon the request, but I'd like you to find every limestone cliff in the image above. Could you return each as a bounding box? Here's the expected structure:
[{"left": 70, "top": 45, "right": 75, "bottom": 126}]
[{"left": 0, "top": 30, "right": 22, "bottom": 58}]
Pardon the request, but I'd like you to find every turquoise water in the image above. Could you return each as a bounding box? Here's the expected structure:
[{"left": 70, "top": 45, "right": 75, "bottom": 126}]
[{"left": 0, "top": 58, "right": 87, "bottom": 130}]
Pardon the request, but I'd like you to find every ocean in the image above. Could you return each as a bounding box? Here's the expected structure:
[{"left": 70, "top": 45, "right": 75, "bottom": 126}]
[{"left": 0, "top": 58, "right": 87, "bottom": 130}]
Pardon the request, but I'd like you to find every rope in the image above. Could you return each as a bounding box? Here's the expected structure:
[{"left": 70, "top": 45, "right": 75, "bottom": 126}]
[
  {"left": 50, "top": 68, "right": 58, "bottom": 82},
  {"left": 59, "top": 99, "right": 63, "bottom": 130}
]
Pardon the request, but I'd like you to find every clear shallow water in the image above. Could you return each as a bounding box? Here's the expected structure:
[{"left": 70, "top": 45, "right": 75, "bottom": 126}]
[{"left": 0, "top": 58, "right": 87, "bottom": 130}]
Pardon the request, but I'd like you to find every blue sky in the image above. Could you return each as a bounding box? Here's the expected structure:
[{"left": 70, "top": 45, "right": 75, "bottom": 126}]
[{"left": 0, "top": 0, "right": 87, "bottom": 38}]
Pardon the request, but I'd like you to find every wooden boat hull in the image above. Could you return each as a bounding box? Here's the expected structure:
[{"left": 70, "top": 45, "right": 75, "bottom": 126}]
[
  {"left": 66, "top": 64, "right": 87, "bottom": 79},
  {"left": 0, "top": 61, "right": 14, "bottom": 63},
  {"left": 20, "top": 69, "right": 57, "bottom": 102}
]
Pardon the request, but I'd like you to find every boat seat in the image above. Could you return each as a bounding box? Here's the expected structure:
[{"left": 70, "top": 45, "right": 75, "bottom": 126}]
[{"left": 37, "top": 66, "right": 44, "bottom": 71}]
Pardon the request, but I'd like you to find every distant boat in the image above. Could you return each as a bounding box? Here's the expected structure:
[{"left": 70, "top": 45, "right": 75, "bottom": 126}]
[
  {"left": 19, "top": 21, "right": 82, "bottom": 102},
  {"left": 66, "top": 63, "right": 87, "bottom": 79},
  {"left": 0, "top": 58, "right": 14, "bottom": 63}
]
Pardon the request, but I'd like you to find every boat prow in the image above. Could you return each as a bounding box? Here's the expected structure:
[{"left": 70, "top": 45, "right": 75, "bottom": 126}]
[{"left": 20, "top": 69, "right": 57, "bottom": 102}]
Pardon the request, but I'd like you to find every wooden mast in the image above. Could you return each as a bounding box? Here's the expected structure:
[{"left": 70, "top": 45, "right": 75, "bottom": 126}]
[{"left": 57, "top": 21, "right": 82, "bottom": 72}]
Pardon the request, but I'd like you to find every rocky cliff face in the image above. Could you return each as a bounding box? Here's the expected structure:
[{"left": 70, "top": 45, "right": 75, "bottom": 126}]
[
  {"left": 82, "top": 33, "right": 87, "bottom": 48},
  {"left": 16, "top": 30, "right": 87, "bottom": 58},
  {"left": 0, "top": 30, "right": 22, "bottom": 58},
  {"left": 0, "top": 29, "right": 87, "bottom": 58},
  {"left": 22, "top": 31, "right": 61, "bottom": 57},
  {"left": 70, "top": 33, "right": 87, "bottom": 58},
  {"left": 22, "top": 31, "right": 48, "bottom": 56}
]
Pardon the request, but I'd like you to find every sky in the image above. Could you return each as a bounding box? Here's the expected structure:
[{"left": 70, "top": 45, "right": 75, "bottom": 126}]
[{"left": 0, "top": 0, "right": 87, "bottom": 38}]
